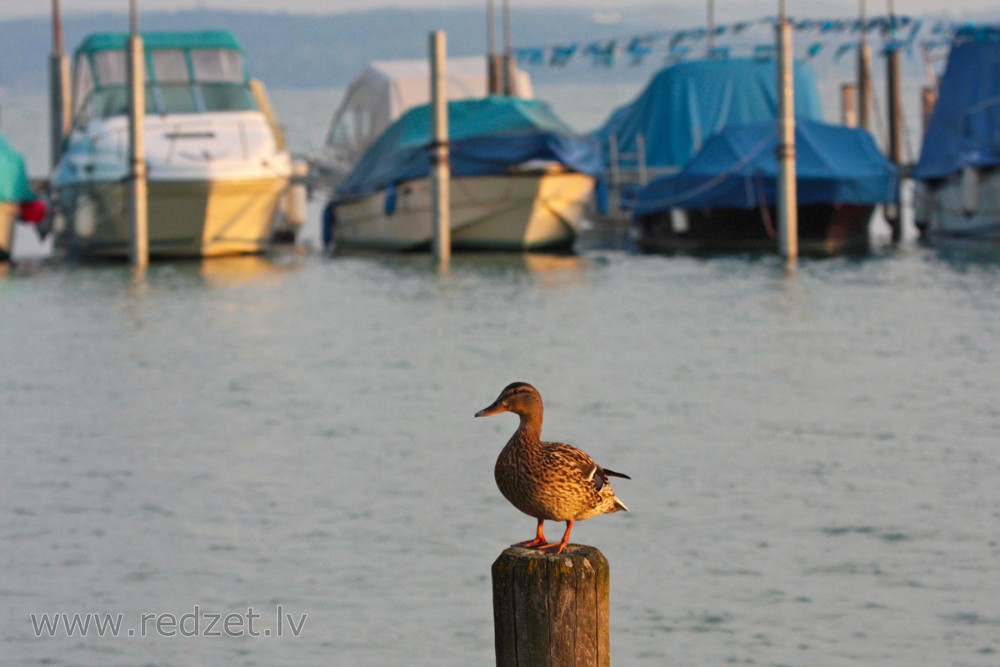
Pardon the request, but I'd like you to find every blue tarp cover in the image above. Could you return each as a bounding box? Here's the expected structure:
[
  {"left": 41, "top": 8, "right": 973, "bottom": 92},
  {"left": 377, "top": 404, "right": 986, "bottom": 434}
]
[
  {"left": 335, "top": 96, "right": 601, "bottom": 200},
  {"left": 0, "top": 133, "right": 34, "bottom": 203},
  {"left": 914, "top": 26, "right": 1000, "bottom": 180},
  {"left": 634, "top": 119, "right": 899, "bottom": 214},
  {"left": 594, "top": 57, "right": 825, "bottom": 172}
]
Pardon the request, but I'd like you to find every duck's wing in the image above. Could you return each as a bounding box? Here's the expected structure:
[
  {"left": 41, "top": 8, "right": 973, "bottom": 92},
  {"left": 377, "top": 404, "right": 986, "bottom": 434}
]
[{"left": 544, "top": 442, "right": 628, "bottom": 491}]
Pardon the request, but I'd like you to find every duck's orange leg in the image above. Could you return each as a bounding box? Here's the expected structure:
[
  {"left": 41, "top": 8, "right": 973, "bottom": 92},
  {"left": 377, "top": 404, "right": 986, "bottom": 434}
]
[
  {"left": 513, "top": 518, "right": 549, "bottom": 548},
  {"left": 538, "top": 520, "right": 574, "bottom": 554}
]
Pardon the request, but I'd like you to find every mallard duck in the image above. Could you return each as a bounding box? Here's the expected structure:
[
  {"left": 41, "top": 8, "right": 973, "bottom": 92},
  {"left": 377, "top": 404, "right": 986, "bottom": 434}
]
[{"left": 475, "top": 382, "right": 629, "bottom": 555}]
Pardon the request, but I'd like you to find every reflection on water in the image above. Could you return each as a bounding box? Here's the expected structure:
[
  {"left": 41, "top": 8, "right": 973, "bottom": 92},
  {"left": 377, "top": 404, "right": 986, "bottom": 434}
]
[
  {"left": 927, "top": 236, "right": 1000, "bottom": 269},
  {"left": 198, "top": 252, "right": 308, "bottom": 287}
]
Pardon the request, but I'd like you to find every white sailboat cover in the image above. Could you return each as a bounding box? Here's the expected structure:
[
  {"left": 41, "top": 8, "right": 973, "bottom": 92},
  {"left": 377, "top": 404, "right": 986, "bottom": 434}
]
[{"left": 319, "top": 57, "right": 533, "bottom": 183}]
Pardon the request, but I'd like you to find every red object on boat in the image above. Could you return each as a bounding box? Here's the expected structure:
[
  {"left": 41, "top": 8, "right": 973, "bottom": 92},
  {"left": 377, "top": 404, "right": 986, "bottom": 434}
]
[{"left": 18, "top": 199, "right": 46, "bottom": 223}]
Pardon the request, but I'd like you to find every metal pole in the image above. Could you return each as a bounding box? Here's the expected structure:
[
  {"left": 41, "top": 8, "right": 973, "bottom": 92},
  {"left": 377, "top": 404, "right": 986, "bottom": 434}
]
[
  {"left": 49, "top": 0, "right": 71, "bottom": 169},
  {"left": 777, "top": 2, "right": 798, "bottom": 261},
  {"left": 430, "top": 31, "right": 451, "bottom": 267},
  {"left": 128, "top": 0, "right": 148, "bottom": 267}
]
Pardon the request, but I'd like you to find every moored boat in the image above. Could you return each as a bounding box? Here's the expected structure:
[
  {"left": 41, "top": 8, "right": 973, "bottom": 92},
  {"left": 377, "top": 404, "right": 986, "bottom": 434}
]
[
  {"left": 594, "top": 56, "right": 825, "bottom": 219},
  {"left": 1, "top": 132, "right": 46, "bottom": 261},
  {"left": 632, "top": 119, "right": 899, "bottom": 254},
  {"left": 313, "top": 57, "right": 533, "bottom": 194},
  {"left": 327, "top": 96, "right": 600, "bottom": 252},
  {"left": 914, "top": 26, "right": 1000, "bottom": 241},
  {"left": 48, "top": 30, "right": 293, "bottom": 259}
]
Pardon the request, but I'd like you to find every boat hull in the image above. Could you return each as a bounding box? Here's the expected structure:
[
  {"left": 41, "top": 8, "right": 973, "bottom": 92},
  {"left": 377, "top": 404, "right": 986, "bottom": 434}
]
[
  {"left": 331, "top": 170, "right": 594, "bottom": 252},
  {"left": 53, "top": 176, "right": 287, "bottom": 259},
  {"left": 915, "top": 168, "right": 1000, "bottom": 241},
  {"left": 634, "top": 203, "right": 874, "bottom": 255},
  {"left": 0, "top": 202, "right": 15, "bottom": 261}
]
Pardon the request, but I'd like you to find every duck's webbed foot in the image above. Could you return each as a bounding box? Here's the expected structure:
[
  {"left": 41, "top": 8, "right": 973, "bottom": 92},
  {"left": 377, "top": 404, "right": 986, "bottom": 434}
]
[{"left": 512, "top": 518, "right": 548, "bottom": 549}]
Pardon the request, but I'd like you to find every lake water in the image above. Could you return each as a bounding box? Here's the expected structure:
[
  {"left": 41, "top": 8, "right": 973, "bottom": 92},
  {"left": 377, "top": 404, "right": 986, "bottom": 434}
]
[{"left": 2, "top": 84, "right": 1000, "bottom": 666}]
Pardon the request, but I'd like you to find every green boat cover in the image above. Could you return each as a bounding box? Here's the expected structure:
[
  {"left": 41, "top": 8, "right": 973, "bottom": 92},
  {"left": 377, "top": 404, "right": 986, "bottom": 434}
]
[{"left": 0, "top": 133, "right": 34, "bottom": 203}]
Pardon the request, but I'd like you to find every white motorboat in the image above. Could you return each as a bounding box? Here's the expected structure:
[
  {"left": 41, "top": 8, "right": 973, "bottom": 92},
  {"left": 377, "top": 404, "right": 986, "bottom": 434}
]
[{"left": 49, "top": 31, "right": 293, "bottom": 259}]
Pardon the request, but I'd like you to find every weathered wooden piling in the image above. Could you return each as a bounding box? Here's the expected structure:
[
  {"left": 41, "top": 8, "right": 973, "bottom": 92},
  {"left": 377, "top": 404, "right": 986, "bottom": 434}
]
[
  {"left": 492, "top": 545, "right": 610, "bottom": 667},
  {"left": 429, "top": 30, "right": 450, "bottom": 267},
  {"left": 127, "top": 0, "right": 148, "bottom": 268},
  {"left": 776, "top": 1, "right": 798, "bottom": 262}
]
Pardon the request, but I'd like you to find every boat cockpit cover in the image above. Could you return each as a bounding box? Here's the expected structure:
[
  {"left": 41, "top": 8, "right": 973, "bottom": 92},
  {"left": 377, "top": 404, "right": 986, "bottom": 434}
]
[
  {"left": 594, "top": 57, "right": 824, "bottom": 173},
  {"left": 633, "top": 119, "right": 899, "bottom": 214},
  {"left": 914, "top": 26, "right": 1000, "bottom": 180},
  {"left": 322, "top": 57, "right": 533, "bottom": 177},
  {"left": 0, "top": 134, "right": 34, "bottom": 203},
  {"left": 335, "top": 96, "right": 601, "bottom": 200}
]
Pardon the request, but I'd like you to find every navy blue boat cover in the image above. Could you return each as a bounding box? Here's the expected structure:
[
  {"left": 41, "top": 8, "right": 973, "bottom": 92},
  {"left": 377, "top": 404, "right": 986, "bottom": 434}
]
[
  {"left": 335, "top": 96, "right": 601, "bottom": 200},
  {"left": 634, "top": 119, "right": 899, "bottom": 214},
  {"left": 594, "top": 57, "right": 825, "bottom": 173},
  {"left": 914, "top": 26, "right": 1000, "bottom": 180}
]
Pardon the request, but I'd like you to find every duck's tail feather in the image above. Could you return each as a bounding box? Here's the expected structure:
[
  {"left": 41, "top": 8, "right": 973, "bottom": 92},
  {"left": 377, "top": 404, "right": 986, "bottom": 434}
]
[{"left": 612, "top": 496, "right": 629, "bottom": 512}]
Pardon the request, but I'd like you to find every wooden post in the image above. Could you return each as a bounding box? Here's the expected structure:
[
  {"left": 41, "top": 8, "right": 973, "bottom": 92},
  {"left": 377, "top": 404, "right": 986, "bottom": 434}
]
[
  {"left": 493, "top": 545, "right": 610, "bottom": 667},
  {"left": 486, "top": 0, "right": 502, "bottom": 95},
  {"left": 776, "top": 3, "right": 798, "bottom": 262},
  {"left": 921, "top": 86, "right": 937, "bottom": 138},
  {"left": 885, "top": 7, "right": 904, "bottom": 243},
  {"left": 707, "top": 0, "right": 715, "bottom": 49},
  {"left": 856, "top": 0, "right": 872, "bottom": 131},
  {"left": 841, "top": 83, "right": 857, "bottom": 127},
  {"left": 429, "top": 30, "right": 450, "bottom": 267},
  {"left": 128, "top": 0, "right": 148, "bottom": 268},
  {"left": 501, "top": 0, "right": 516, "bottom": 96},
  {"left": 49, "top": 0, "right": 71, "bottom": 170},
  {"left": 486, "top": 0, "right": 503, "bottom": 95}
]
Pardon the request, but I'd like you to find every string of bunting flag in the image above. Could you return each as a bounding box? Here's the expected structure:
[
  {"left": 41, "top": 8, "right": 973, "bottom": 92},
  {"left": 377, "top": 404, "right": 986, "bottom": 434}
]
[{"left": 513, "top": 15, "right": 981, "bottom": 69}]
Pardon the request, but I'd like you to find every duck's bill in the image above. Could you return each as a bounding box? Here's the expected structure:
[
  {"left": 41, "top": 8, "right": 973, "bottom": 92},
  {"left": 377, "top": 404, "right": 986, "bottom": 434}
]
[{"left": 475, "top": 402, "right": 504, "bottom": 418}]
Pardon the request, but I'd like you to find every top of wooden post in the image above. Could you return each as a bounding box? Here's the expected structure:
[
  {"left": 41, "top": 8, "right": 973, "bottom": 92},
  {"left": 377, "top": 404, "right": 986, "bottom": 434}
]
[{"left": 492, "top": 545, "right": 610, "bottom": 667}]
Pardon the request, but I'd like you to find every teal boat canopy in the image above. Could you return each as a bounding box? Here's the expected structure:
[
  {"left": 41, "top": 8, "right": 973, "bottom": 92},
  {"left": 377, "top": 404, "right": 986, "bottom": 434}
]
[
  {"left": 0, "top": 133, "right": 35, "bottom": 203},
  {"left": 74, "top": 30, "right": 245, "bottom": 57},
  {"left": 336, "top": 96, "right": 601, "bottom": 200},
  {"left": 70, "top": 30, "right": 254, "bottom": 119}
]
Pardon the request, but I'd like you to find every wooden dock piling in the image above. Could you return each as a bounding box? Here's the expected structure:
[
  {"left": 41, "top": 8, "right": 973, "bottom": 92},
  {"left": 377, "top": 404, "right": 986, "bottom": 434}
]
[{"left": 492, "top": 545, "right": 610, "bottom": 667}]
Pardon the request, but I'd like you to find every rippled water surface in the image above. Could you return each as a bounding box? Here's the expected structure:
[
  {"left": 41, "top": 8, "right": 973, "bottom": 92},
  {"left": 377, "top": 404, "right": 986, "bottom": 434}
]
[
  {"left": 3, "top": 240, "right": 1000, "bottom": 666},
  {"left": 2, "top": 86, "right": 1000, "bottom": 666}
]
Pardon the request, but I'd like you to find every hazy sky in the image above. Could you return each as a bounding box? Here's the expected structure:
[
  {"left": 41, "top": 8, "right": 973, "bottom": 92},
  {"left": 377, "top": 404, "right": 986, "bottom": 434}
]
[{"left": 2, "top": 0, "right": 998, "bottom": 19}]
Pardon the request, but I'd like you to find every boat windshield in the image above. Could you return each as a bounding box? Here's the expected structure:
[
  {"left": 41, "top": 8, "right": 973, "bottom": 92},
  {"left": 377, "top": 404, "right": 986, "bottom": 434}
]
[{"left": 72, "top": 46, "right": 256, "bottom": 124}]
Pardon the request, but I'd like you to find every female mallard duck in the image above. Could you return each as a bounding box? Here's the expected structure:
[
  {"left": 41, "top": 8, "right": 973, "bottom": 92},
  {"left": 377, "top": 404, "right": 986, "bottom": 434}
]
[{"left": 475, "top": 382, "right": 629, "bottom": 555}]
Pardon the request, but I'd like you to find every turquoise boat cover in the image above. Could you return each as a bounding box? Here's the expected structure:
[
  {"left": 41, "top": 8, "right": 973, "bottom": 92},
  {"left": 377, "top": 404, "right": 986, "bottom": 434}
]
[
  {"left": 634, "top": 119, "right": 899, "bottom": 214},
  {"left": 0, "top": 133, "right": 34, "bottom": 203},
  {"left": 75, "top": 31, "right": 244, "bottom": 55},
  {"left": 914, "top": 26, "right": 1000, "bottom": 180},
  {"left": 335, "top": 96, "right": 601, "bottom": 200},
  {"left": 594, "top": 57, "right": 824, "bottom": 173}
]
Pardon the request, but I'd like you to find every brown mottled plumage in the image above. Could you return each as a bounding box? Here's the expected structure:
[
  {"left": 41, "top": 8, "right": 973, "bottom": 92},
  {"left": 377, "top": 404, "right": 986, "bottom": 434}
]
[{"left": 475, "top": 382, "right": 629, "bottom": 554}]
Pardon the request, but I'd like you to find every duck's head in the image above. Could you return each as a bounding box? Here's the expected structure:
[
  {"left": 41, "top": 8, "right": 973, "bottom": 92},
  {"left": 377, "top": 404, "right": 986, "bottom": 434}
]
[{"left": 475, "top": 382, "right": 542, "bottom": 419}]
